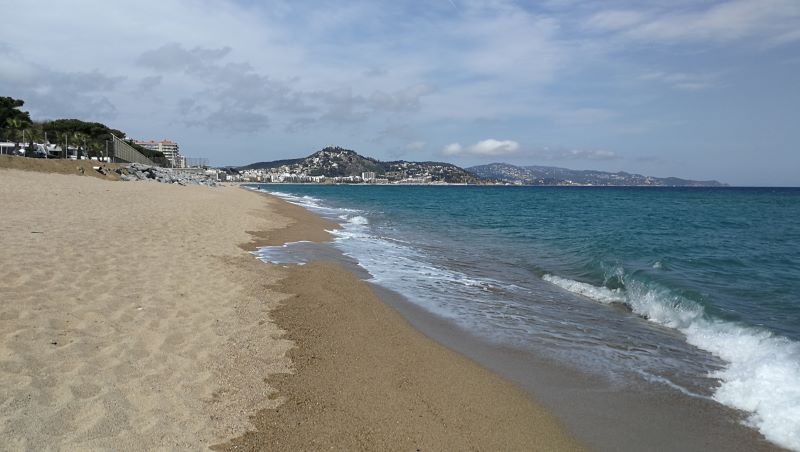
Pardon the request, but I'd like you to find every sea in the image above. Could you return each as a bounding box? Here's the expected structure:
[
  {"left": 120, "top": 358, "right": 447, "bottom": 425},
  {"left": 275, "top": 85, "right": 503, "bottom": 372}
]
[{"left": 249, "top": 184, "right": 800, "bottom": 451}]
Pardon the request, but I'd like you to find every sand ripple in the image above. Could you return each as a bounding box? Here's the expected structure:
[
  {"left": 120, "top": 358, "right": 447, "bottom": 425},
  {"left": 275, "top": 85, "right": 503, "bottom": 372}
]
[{"left": 0, "top": 170, "right": 292, "bottom": 450}]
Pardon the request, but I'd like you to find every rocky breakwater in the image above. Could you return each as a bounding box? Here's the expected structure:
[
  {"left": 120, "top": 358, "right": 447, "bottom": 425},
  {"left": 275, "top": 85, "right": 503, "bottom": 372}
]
[{"left": 120, "top": 163, "right": 219, "bottom": 187}]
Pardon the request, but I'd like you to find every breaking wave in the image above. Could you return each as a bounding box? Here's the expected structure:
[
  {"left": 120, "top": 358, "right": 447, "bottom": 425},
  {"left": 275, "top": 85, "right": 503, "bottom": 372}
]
[{"left": 543, "top": 273, "right": 800, "bottom": 450}]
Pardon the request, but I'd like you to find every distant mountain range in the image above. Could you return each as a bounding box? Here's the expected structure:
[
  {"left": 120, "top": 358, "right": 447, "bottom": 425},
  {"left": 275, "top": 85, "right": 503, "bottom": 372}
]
[
  {"left": 467, "top": 162, "right": 726, "bottom": 187},
  {"left": 236, "top": 147, "right": 725, "bottom": 186}
]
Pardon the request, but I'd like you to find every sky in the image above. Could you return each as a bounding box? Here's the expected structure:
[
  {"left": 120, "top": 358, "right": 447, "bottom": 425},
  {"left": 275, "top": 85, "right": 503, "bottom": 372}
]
[{"left": 1, "top": 0, "right": 799, "bottom": 185}]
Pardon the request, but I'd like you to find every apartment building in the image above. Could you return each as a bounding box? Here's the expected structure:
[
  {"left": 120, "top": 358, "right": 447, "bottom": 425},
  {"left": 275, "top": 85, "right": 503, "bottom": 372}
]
[{"left": 133, "top": 139, "right": 182, "bottom": 168}]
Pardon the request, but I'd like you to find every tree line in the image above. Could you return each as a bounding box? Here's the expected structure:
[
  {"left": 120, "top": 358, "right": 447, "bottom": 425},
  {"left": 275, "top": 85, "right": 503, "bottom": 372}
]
[{"left": 1, "top": 96, "right": 168, "bottom": 165}]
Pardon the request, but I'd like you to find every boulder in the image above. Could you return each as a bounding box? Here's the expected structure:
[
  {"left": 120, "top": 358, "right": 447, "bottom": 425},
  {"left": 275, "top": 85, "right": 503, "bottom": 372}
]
[{"left": 118, "top": 164, "right": 219, "bottom": 187}]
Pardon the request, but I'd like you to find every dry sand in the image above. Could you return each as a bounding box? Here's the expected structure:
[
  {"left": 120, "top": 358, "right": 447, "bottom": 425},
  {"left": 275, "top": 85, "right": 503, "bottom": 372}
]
[
  {"left": 0, "top": 155, "right": 121, "bottom": 181},
  {"left": 0, "top": 168, "right": 295, "bottom": 449},
  {"left": 0, "top": 162, "right": 582, "bottom": 450}
]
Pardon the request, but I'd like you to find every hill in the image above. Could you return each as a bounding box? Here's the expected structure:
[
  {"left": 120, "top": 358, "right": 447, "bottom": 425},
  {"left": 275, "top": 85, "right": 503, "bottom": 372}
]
[
  {"left": 239, "top": 146, "right": 479, "bottom": 183},
  {"left": 238, "top": 157, "right": 304, "bottom": 171},
  {"left": 468, "top": 163, "right": 726, "bottom": 187}
]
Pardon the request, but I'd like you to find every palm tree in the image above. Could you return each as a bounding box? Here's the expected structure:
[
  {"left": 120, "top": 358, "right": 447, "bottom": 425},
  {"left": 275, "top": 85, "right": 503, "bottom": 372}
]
[
  {"left": 24, "top": 124, "right": 45, "bottom": 157},
  {"left": 4, "top": 117, "right": 30, "bottom": 155},
  {"left": 5, "top": 117, "right": 22, "bottom": 146},
  {"left": 26, "top": 123, "right": 44, "bottom": 143},
  {"left": 86, "top": 138, "right": 102, "bottom": 159},
  {"left": 71, "top": 131, "right": 89, "bottom": 160}
]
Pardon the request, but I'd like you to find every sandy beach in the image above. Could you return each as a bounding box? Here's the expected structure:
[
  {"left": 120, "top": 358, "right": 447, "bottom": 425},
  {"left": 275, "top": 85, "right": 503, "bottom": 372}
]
[
  {"left": 0, "top": 162, "right": 581, "bottom": 450},
  {"left": 216, "top": 260, "right": 581, "bottom": 451}
]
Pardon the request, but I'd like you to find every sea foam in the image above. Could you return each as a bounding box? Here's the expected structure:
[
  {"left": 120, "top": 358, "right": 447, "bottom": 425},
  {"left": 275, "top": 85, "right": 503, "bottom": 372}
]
[
  {"left": 264, "top": 186, "right": 800, "bottom": 451},
  {"left": 543, "top": 273, "right": 800, "bottom": 450}
]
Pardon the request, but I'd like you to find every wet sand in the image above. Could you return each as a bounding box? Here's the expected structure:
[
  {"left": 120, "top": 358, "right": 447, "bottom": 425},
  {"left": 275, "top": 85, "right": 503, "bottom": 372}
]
[
  {"left": 240, "top": 184, "right": 783, "bottom": 452},
  {"left": 214, "top": 260, "right": 582, "bottom": 451},
  {"left": 374, "top": 284, "right": 781, "bottom": 452},
  {"left": 0, "top": 163, "right": 581, "bottom": 450}
]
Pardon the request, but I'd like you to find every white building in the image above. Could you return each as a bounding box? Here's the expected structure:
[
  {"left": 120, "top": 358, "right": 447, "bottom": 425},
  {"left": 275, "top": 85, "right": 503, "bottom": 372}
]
[
  {"left": 0, "top": 142, "right": 19, "bottom": 155},
  {"left": 133, "top": 139, "right": 183, "bottom": 167},
  {"left": 362, "top": 172, "right": 376, "bottom": 182}
]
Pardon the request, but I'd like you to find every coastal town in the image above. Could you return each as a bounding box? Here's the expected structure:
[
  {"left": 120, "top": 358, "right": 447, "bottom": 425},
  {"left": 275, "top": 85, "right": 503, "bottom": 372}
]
[
  {"left": 228, "top": 147, "right": 477, "bottom": 184},
  {"left": 1, "top": 96, "right": 723, "bottom": 187},
  {"left": 3, "top": 0, "right": 798, "bottom": 449}
]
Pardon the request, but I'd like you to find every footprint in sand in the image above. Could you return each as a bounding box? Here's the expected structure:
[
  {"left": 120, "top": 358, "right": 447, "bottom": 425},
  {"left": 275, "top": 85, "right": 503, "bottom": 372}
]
[{"left": 70, "top": 383, "right": 101, "bottom": 399}]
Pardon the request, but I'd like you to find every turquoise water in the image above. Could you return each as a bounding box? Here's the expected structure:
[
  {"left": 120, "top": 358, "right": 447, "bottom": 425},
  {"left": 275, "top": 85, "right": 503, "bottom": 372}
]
[{"left": 252, "top": 185, "right": 800, "bottom": 449}]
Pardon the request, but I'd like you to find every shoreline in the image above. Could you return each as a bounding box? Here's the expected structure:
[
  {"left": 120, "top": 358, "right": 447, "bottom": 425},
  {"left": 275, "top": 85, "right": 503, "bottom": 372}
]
[
  {"left": 249, "top": 186, "right": 782, "bottom": 452},
  {"left": 215, "top": 261, "right": 582, "bottom": 450},
  {"left": 1, "top": 162, "right": 780, "bottom": 450},
  {"left": 0, "top": 165, "right": 582, "bottom": 450},
  {"left": 216, "top": 189, "right": 584, "bottom": 450},
  {"left": 370, "top": 282, "right": 779, "bottom": 452}
]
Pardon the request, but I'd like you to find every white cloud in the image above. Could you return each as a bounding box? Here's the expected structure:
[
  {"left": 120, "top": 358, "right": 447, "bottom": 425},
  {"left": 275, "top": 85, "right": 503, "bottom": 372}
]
[
  {"left": 406, "top": 141, "right": 426, "bottom": 151},
  {"left": 641, "top": 71, "right": 718, "bottom": 91},
  {"left": 368, "top": 84, "right": 435, "bottom": 112},
  {"left": 136, "top": 43, "right": 232, "bottom": 72},
  {"left": 585, "top": 10, "right": 646, "bottom": 32},
  {"left": 550, "top": 107, "right": 617, "bottom": 126},
  {"left": 442, "top": 143, "right": 463, "bottom": 156},
  {"left": 470, "top": 139, "right": 520, "bottom": 155},
  {"left": 532, "top": 147, "right": 620, "bottom": 161},
  {"left": 1, "top": 0, "right": 796, "bottom": 179},
  {"left": 442, "top": 139, "right": 520, "bottom": 156},
  {"left": 587, "top": 0, "right": 800, "bottom": 46},
  {"left": 0, "top": 1, "right": 608, "bottom": 156},
  {"left": 441, "top": 141, "right": 620, "bottom": 162},
  {"left": 454, "top": 9, "right": 565, "bottom": 85},
  {"left": 138, "top": 75, "right": 162, "bottom": 92}
]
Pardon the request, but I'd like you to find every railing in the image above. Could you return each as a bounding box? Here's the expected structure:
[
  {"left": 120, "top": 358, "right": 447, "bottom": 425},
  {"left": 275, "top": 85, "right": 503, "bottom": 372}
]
[{"left": 110, "top": 134, "right": 157, "bottom": 166}]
